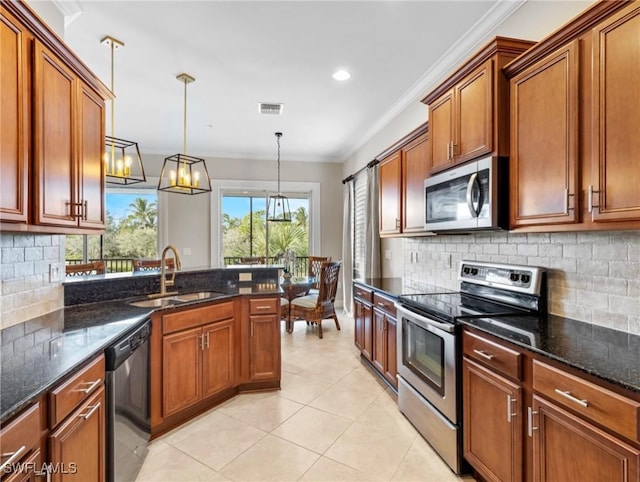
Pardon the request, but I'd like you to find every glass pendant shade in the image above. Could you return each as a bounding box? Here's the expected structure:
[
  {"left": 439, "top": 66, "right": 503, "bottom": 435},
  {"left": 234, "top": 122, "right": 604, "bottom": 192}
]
[
  {"left": 158, "top": 153, "right": 212, "bottom": 195},
  {"left": 101, "top": 36, "right": 146, "bottom": 185},
  {"left": 267, "top": 132, "right": 291, "bottom": 222},
  {"left": 158, "top": 73, "right": 212, "bottom": 195},
  {"left": 104, "top": 136, "right": 146, "bottom": 185}
]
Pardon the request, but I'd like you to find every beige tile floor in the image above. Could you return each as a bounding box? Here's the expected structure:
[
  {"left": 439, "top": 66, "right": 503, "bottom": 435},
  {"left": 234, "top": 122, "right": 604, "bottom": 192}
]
[{"left": 136, "top": 314, "right": 476, "bottom": 482}]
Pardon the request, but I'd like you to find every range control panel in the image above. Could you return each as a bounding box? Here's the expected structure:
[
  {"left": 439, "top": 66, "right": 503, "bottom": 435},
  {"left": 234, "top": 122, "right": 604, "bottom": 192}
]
[{"left": 459, "top": 261, "right": 544, "bottom": 295}]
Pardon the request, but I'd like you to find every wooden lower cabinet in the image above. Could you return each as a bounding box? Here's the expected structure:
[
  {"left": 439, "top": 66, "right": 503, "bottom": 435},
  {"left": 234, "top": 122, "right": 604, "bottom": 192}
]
[
  {"left": 532, "top": 395, "right": 640, "bottom": 482},
  {"left": 249, "top": 314, "right": 280, "bottom": 382},
  {"left": 48, "top": 386, "right": 106, "bottom": 482},
  {"left": 372, "top": 308, "right": 397, "bottom": 389},
  {"left": 203, "top": 320, "right": 236, "bottom": 396},
  {"left": 463, "top": 358, "right": 522, "bottom": 482},
  {"left": 3, "top": 450, "right": 42, "bottom": 482}
]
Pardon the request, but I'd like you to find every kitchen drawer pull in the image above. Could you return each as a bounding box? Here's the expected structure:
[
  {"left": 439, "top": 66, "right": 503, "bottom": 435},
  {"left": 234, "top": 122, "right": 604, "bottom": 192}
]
[
  {"left": 255, "top": 305, "right": 271, "bottom": 310},
  {"left": 74, "top": 378, "right": 102, "bottom": 394},
  {"left": 554, "top": 389, "right": 589, "bottom": 408},
  {"left": 473, "top": 349, "right": 494, "bottom": 360},
  {"left": 79, "top": 403, "right": 100, "bottom": 420},
  {"left": 0, "top": 446, "right": 27, "bottom": 472},
  {"left": 527, "top": 407, "right": 538, "bottom": 437}
]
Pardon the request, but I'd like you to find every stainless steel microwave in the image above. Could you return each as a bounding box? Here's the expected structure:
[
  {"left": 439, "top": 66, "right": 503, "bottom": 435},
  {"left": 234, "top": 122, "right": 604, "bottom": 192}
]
[{"left": 424, "top": 156, "right": 507, "bottom": 232}]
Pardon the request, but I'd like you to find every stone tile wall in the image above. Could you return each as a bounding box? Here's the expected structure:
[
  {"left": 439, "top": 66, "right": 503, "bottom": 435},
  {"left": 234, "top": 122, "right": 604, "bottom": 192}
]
[
  {"left": 404, "top": 231, "right": 640, "bottom": 334},
  {"left": 0, "top": 233, "right": 65, "bottom": 330}
]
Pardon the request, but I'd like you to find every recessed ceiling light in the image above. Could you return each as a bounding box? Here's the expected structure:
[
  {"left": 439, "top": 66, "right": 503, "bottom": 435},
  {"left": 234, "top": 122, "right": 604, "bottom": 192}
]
[{"left": 332, "top": 70, "right": 351, "bottom": 81}]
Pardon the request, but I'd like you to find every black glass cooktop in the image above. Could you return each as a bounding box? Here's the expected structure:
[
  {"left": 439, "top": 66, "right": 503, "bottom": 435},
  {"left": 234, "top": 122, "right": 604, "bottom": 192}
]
[{"left": 398, "top": 292, "right": 530, "bottom": 323}]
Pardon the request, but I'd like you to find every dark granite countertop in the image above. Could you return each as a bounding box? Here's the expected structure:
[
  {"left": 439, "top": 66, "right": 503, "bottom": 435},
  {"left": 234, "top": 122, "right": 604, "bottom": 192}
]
[
  {"left": 353, "top": 278, "right": 404, "bottom": 297},
  {"left": 1, "top": 281, "right": 283, "bottom": 423},
  {"left": 459, "top": 314, "right": 640, "bottom": 394}
]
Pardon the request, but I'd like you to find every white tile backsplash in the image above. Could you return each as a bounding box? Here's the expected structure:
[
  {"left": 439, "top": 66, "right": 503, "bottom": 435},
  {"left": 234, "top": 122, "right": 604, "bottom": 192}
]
[
  {"left": 0, "top": 233, "right": 64, "bottom": 330},
  {"left": 405, "top": 230, "right": 640, "bottom": 334}
]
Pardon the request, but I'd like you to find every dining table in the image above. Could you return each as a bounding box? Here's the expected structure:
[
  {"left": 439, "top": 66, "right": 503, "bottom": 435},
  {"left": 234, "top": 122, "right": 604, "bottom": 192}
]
[{"left": 281, "top": 276, "right": 317, "bottom": 333}]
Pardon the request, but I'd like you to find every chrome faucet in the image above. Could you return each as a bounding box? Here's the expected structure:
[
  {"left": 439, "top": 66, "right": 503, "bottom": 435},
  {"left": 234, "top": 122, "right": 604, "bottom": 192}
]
[{"left": 149, "top": 244, "right": 182, "bottom": 298}]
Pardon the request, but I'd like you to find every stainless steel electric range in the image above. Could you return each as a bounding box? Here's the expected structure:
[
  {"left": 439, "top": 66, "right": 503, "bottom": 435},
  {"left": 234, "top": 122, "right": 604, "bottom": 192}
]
[{"left": 395, "top": 261, "right": 546, "bottom": 474}]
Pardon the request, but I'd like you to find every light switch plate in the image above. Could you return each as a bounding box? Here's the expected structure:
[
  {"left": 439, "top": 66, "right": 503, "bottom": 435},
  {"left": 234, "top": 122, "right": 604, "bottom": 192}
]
[
  {"left": 49, "top": 263, "right": 62, "bottom": 283},
  {"left": 239, "top": 272, "right": 252, "bottom": 282}
]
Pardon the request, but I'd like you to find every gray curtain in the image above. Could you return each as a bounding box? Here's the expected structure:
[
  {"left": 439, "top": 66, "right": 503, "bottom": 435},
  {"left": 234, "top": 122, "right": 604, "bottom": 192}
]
[
  {"left": 364, "top": 164, "right": 381, "bottom": 279},
  {"left": 342, "top": 180, "right": 354, "bottom": 316}
]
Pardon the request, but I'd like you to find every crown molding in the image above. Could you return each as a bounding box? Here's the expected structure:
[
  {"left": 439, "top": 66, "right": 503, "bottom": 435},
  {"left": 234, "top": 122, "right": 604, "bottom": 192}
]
[{"left": 51, "top": 0, "right": 83, "bottom": 27}]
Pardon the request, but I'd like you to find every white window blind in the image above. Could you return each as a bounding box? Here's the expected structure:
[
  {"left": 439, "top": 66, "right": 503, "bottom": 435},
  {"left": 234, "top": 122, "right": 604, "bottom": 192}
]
[{"left": 353, "top": 171, "right": 367, "bottom": 279}]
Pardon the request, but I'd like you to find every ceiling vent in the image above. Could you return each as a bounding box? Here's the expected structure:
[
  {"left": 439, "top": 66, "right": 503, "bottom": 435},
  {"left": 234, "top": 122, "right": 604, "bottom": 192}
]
[{"left": 258, "top": 102, "right": 284, "bottom": 115}]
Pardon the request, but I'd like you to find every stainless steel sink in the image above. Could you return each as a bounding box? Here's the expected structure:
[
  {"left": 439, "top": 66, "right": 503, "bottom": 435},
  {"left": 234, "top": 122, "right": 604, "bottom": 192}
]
[
  {"left": 172, "top": 291, "right": 223, "bottom": 302},
  {"left": 129, "top": 298, "right": 176, "bottom": 308},
  {"left": 129, "top": 291, "right": 225, "bottom": 308}
]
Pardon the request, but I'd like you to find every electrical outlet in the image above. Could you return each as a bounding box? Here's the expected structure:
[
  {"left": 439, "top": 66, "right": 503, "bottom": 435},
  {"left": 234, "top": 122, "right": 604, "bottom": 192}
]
[
  {"left": 444, "top": 254, "right": 452, "bottom": 269},
  {"left": 239, "top": 272, "right": 252, "bottom": 282},
  {"left": 49, "top": 263, "right": 62, "bottom": 282},
  {"left": 183, "top": 247, "right": 192, "bottom": 256}
]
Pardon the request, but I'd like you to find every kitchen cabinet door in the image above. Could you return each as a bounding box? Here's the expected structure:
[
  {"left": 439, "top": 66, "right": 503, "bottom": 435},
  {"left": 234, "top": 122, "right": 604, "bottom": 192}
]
[
  {"left": 77, "top": 82, "right": 105, "bottom": 229},
  {"left": 354, "top": 297, "right": 364, "bottom": 351},
  {"left": 48, "top": 386, "right": 106, "bottom": 482},
  {"left": 361, "top": 301, "right": 373, "bottom": 362},
  {"left": 249, "top": 315, "right": 280, "bottom": 381},
  {"left": 379, "top": 151, "right": 402, "bottom": 236},
  {"left": 429, "top": 91, "right": 455, "bottom": 173},
  {"left": 531, "top": 395, "right": 640, "bottom": 482},
  {"left": 401, "top": 132, "right": 429, "bottom": 234},
  {"left": 4, "top": 450, "right": 41, "bottom": 482},
  {"left": 383, "top": 315, "right": 397, "bottom": 389},
  {"left": 590, "top": 3, "right": 640, "bottom": 223},
  {"left": 0, "top": 8, "right": 29, "bottom": 223},
  {"left": 510, "top": 41, "right": 579, "bottom": 228},
  {"left": 33, "top": 40, "right": 77, "bottom": 227},
  {"left": 162, "top": 327, "right": 202, "bottom": 417},
  {"left": 463, "top": 358, "right": 523, "bottom": 482},
  {"left": 372, "top": 308, "right": 386, "bottom": 374},
  {"left": 202, "top": 319, "right": 235, "bottom": 398},
  {"left": 456, "top": 60, "right": 493, "bottom": 164}
]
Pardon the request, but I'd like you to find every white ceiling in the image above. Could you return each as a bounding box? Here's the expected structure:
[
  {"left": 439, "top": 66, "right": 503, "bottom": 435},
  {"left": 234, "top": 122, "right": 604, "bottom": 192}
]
[{"left": 58, "top": 1, "right": 520, "bottom": 163}]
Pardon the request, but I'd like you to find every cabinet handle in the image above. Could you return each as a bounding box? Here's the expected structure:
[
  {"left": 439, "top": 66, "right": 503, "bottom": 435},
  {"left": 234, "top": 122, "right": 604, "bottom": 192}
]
[
  {"left": 205, "top": 332, "right": 210, "bottom": 349},
  {"left": 79, "top": 403, "right": 100, "bottom": 420},
  {"left": 527, "top": 406, "right": 538, "bottom": 437},
  {"left": 564, "top": 188, "right": 569, "bottom": 214},
  {"left": 507, "top": 395, "right": 517, "bottom": 422},
  {"left": 0, "top": 446, "right": 26, "bottom": 472},
  {"left": 395, "top": 218, "right": 400, "bottom": 229},
  {"left": 451, "top": 143, "right": 457, "bottom": 158},
  {"left": 82, "top": 200, "right": 88, "bottom": 220},
  {"left": 446, "top": 142, "right": 451, "bottom": 160},
  {"left": 587, "top": 185, "right": 600, "bottom": 213},
  {"left": 200, "top": 334, "right": 205, "bottom": 350},
  {"left": 473, "top": 349, "right": 494, "bottom": 360},
  {"left": 554, "top": 389, "right": 589, "bottom": 408},
  {"left": 74, "top": 378, "right": 102, "bottom": 394},
  {"left": 255, "top": 305, "right": 270, "bottom": 310}
]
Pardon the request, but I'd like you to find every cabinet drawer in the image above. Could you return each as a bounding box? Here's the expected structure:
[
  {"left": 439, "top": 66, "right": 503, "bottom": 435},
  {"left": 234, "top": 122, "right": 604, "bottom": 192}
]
[
  {"left": 163, "top": 301, "right": 235, "bottom": 334},
  {"left": 249, "top": 297, "right": 278, "bottom": 315},
  {"left": 354, "top": 285, "right": 373, "bottom": 303},
  {"left": 0, "top": 403, "right": 41, "bottom": 472},
  {"left": 533, "top": 360, "right": 640, "bottom": 442},
  {"left": 49, "top": 355, "right": 104, "bottom": 427},
  {"left": 463, "top": 331, "right": 522, "bottom": 381},
  {"left": 373, "top": 292, "right": 396, "bottom": 317}
]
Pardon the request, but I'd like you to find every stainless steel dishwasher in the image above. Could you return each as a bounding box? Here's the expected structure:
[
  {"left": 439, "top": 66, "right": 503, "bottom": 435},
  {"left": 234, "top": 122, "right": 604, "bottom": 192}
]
[{"left": 105, "top": 320, "right": 151, "bottom": 482}]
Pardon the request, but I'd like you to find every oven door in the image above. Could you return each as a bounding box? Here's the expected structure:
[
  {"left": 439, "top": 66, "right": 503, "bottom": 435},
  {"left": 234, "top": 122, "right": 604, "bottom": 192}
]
[
  {"left": 424, "top": 156, "right": 499, "bottom": 232},
  {"left": 396, "top": 303, "right": 458, "bottom": 423}
]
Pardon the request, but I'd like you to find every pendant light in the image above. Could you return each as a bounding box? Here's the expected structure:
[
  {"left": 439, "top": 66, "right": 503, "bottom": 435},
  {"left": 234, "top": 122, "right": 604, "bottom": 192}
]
[
  {"left": 267, "top": 132, "right": 291, "bottom": 222},
  {"left": 158, "top": 73, "right": 212, "bottom": 195},
  {"left": 101, "top": 36, "right": 146, "bottom": 185}
]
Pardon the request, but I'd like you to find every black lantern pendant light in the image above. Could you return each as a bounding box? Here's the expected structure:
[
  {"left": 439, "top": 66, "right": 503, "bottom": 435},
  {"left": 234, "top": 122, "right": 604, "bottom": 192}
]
[
  {"left": 158, "top": 73, "right": 212, "bottom": 195},
  {"left": 267, "top": 132, "right": 291, "bottom": 222},
  {"left": 102, "top": 36, "right": 146, "bottom": 185}
]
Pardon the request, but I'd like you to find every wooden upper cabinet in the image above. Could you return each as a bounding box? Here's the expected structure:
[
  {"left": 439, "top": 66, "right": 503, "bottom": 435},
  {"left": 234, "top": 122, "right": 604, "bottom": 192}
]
[
  {"left": 34, "top": 40, "right": 78, "bottom": 227},
  {"left": 0, "top": 8, "right": 29, "bottom": 223},
  {"left": 379, "top": 150, "right": 402, "bottom": 236},
  {"left": 590, "top": 3, "right": 640, "bottom": 223},
  {"left": 510, "top": 41, "right": 579, "bottom": 227},
  {"left": 423, "top": 37, "right": 534, "bottom": 174},
  {"left": 401, "top": 131, "right": 429, "bottom": 233}
]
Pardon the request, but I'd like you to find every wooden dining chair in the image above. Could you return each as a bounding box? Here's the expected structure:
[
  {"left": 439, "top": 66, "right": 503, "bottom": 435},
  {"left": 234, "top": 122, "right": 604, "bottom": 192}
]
[
  {"left": 132, "top": 258, "right": 175, "bottom": 272},
  {"left": 308, "top": 256, "right": 331, "bottom": 289},
  {"left": 289, "top": 261, "right": 341, "bottom": 339},
  {"left": 65, "top": 261, "right": 106, "bottom": 276}
]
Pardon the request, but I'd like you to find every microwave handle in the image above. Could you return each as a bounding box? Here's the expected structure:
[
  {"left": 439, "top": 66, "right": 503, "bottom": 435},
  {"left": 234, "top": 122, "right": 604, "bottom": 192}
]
[{"left": 466, "top": 172, "right": 481, "bottom": 218}]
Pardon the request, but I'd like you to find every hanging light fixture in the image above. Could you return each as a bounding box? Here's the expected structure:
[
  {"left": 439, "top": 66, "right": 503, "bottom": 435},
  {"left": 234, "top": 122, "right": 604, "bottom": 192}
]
[
  {"left": 101, "top": 36, "right": 146, "bottom": 185},
  {"left": 267, "top": 132, "right": 291, "bottom": 222},
  {"left": 158, "top": 73, "right": 212, "bottom": 195}
]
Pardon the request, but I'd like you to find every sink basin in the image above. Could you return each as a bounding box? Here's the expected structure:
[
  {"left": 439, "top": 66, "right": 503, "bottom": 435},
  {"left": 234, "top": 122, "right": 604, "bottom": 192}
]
[
  {"left": 129, "top": 298, "right": 176, "bottom": 308},
  {"left": 172, "top": 291, "right": 224, "bottom": 302},
  {"left": 129, "top": 291, "right": 225, "bottom": 308}
]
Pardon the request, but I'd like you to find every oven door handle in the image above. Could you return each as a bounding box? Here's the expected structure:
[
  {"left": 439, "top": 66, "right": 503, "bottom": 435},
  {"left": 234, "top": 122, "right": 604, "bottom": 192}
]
[{"left": 395, "top": 303, "right": 455, "bottom": 334}]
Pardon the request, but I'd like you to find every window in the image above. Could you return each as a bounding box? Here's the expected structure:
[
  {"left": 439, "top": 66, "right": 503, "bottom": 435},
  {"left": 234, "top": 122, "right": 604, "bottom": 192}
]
[
  {"left": 65, "top": 189, "right": 158, "bottom": 272},
  {"left": 353, "top": 171, "right": 367, "bottom": 279},
  {"left": 221, "top": 190, "right": 310, "bottom": 266}
]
